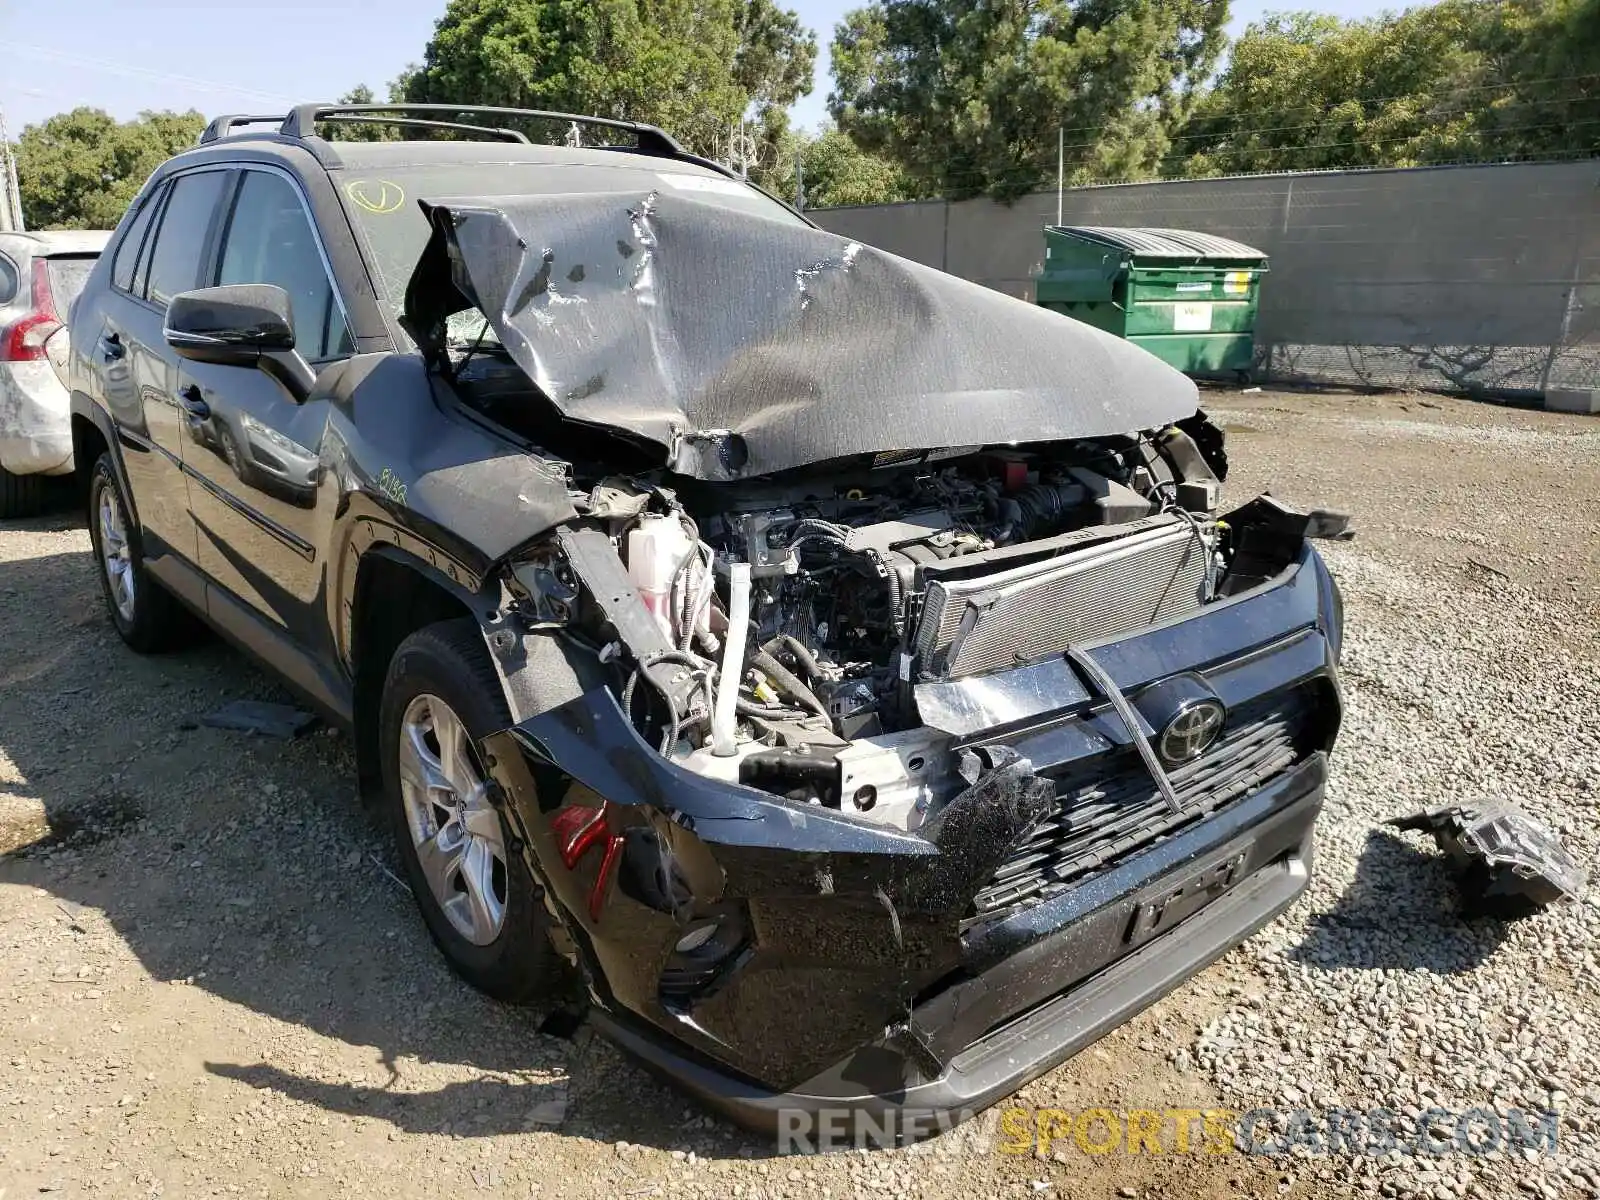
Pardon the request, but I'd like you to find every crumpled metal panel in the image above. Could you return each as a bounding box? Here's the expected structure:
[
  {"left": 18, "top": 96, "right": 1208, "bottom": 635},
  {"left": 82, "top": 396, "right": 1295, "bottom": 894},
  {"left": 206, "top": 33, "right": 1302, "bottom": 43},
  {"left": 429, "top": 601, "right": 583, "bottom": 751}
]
[
  {"left": 408, "top": 192, "right": 1198, "bottom": 479},
  {"left": 0, "top": 360, "right": 74, "bottom": 475}
]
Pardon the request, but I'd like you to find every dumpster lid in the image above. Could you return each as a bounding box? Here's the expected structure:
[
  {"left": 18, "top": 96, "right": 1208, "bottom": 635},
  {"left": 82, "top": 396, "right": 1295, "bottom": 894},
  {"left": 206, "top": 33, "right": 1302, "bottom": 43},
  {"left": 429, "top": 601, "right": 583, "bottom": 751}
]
[{"left": 1050, "top": 226, "right": 1268, "bottom": 262}]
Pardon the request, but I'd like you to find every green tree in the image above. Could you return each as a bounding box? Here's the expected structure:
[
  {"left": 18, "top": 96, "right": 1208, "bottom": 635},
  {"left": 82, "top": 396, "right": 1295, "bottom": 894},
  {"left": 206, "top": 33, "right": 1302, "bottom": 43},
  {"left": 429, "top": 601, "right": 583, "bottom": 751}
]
[
  {"left": 400, "top": 0, "right": 814, "bottom": 161},
  {"left": 1175, "top": 0, "right": 1600, "bottom": 176},
  {"left": 13, "top": 107, "right": 204, "bottom": 230},
  {"left": 1469, "top": 0, "right": 1600, "bottom": 161},
  {"left": 828, "top": 0, "right": 1230, "bottom": 200},
  {"left": 316, "top": 85, "right": 398, "bottom": 142},
  {"left": 797, "top": 127, "right": 918, "bottom": 207},
  {"left": 732, "top": 0, "right": 818, "bottom": 186},
  {"left": 736, "top": 0, "right": 818, "bottom": 119}
]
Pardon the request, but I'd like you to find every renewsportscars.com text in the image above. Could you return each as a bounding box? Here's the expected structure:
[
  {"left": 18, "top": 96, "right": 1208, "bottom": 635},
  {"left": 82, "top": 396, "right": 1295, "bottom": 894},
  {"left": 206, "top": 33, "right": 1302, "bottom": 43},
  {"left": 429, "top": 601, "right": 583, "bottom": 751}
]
[{"left": 775, "top": 1104, "right": 1561, "bottom": 1156}]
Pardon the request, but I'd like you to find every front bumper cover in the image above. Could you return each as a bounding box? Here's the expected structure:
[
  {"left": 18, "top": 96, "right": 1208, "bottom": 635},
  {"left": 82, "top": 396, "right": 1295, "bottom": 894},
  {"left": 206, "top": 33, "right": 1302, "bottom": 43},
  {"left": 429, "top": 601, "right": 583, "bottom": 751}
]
[
  {"left": 595, "top": 752, "right": 1321, "bottom": 1136},
  {"left": 480, "top": 544, "right": 1342, "bottom": 1124}
]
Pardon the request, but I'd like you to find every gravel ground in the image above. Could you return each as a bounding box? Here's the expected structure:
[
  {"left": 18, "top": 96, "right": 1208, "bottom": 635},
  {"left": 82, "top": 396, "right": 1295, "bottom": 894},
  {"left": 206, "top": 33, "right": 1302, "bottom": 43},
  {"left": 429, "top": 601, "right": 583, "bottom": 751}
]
[
  {"left": 1201, "top": 391, "right": 1600, "bottom": 1200},
  {"left": 1, "top": 388, "right": 1597, "bottom": 1199}
]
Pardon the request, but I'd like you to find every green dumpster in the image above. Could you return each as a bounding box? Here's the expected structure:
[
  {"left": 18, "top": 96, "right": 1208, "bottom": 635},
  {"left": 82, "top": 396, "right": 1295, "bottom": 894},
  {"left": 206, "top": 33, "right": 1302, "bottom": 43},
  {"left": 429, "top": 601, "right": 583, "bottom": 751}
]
[{"left": 1034, "top": 226, "right": 1269, "bottom": 377}]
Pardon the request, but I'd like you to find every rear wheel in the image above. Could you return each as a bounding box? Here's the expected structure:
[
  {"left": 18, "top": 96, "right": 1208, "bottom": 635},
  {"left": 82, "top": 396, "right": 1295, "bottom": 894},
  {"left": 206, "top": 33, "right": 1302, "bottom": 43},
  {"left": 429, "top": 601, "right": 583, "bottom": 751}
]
[
  {"left": 87, "top": 453, "right": 189, "bottom": 652},
  {"left": 379, "top": 618, "right": 555, "bottom": 1003},
  {"left": 0, "top": 465, "right": 48, "bottom": 519}
]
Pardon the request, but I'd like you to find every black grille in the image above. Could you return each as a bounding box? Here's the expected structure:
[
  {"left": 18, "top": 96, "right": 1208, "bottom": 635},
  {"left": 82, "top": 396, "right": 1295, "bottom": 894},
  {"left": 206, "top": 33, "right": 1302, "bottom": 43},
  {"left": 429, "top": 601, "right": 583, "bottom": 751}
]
[{"left": 969, "top": 693, "right": 1310, "bottom": 918}]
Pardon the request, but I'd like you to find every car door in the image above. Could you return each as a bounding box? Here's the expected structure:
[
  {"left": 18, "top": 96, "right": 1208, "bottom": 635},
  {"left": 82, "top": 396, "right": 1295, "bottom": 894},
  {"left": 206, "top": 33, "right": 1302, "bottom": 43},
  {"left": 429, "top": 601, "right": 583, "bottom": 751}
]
[
  {"left": 76, "top": 169, "right": 230, "bottom": 585},
  {"left": 180, "top": 166, "right": 354, "bottom": 664}
]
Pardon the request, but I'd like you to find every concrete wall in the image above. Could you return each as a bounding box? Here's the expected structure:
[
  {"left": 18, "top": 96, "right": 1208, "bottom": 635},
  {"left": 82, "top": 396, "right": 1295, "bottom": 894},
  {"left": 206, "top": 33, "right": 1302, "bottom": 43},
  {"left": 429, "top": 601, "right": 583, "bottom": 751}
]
[{"left": 812, "top": 161, "right": 1600, "bottom": 396}]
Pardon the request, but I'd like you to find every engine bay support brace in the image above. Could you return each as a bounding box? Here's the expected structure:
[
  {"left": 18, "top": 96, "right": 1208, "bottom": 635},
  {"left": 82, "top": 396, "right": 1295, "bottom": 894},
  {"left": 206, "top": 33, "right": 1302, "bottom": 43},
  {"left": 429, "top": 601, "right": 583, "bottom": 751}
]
[
  {"left": 557, "top": 527, "right": 710, "bottom": 721},
  {"left": 1065, "top": 646, "right": 1184, "bottom": 815}
]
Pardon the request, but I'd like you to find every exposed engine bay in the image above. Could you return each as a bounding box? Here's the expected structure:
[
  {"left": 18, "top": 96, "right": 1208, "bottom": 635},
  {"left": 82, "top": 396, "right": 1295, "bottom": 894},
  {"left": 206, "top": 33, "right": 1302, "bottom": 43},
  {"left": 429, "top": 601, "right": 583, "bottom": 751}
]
[{"left": 496, "top": 410, "right": 1347, "bottom": 836}]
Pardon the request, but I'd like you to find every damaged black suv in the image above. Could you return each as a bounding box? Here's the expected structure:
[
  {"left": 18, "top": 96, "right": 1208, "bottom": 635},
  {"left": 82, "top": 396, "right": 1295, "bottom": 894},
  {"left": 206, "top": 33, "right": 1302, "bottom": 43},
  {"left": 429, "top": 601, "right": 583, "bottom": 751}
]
[{"left": 69, "top": 103, "right": 1347, "bottom": 1135}]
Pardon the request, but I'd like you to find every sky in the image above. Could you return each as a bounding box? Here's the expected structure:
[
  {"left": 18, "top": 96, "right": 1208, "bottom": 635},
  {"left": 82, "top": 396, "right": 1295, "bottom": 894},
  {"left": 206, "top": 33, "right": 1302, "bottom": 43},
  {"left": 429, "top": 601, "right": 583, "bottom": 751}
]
[{"left": 0, "top": 0, "right": 1407, "bottom": 139}]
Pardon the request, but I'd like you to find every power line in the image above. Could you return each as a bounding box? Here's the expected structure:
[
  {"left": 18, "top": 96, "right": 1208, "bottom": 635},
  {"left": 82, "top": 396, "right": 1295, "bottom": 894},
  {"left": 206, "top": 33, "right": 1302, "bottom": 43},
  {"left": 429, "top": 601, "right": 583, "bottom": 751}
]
[
  {"left": 1143, "top": 116, "right": 1600, "bottom": 167},
  {"left": 7, "top": 43, "right": 299, "bottom": 106},
  {"left": 1056, "top": 85, "right": 1600, "bottom": 156},
  {"left": 924, "top": 107, "right": 1600, "bottom": 193},
  {"left": 934, "top": 70, "right": 1600, "bottom": 154}
]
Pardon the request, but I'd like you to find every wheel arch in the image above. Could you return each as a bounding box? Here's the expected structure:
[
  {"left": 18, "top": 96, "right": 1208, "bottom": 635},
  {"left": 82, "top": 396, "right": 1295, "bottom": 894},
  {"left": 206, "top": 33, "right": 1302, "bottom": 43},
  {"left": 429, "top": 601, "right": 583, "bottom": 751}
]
[
  {"left": 69, "top": 398, "right": 124, "bottom": 512},
  {"left": 347, "top": 543, "right": 502, "bottom": 807}
]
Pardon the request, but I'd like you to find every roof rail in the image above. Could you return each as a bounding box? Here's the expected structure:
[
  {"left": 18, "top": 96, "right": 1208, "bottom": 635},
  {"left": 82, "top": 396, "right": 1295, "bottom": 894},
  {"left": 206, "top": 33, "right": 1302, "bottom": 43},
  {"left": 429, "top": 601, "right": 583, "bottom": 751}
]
[
  {"left": 279, "top": 103, "right": 688, "bottom": 157},
  {"left": 315, "top": 114, "right": 531, "bottom": 143},
  {"left": 199, "top": 114, "right": 287, "bottom": 144},
  {"left": 198, "top": 103, "right": 736, "bottom": 179}
]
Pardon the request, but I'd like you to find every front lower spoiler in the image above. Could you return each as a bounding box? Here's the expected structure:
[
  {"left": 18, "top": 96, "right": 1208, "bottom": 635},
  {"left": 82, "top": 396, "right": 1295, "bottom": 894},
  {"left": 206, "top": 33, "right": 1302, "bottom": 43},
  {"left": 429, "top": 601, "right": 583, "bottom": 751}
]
[{"left": 589, "top": 751, "right": 1323, "bottom": 1138}]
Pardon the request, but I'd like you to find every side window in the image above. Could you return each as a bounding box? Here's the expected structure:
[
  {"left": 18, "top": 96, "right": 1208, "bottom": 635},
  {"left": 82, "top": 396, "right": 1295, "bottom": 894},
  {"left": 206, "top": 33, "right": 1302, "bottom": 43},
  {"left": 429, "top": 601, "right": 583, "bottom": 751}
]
[
  {"left": 111, "top": 185, "right": 163, "bottom": 294},
  {"left": 0, "top": 255, "right": 17, "bottom": 305},
  {"left": 216, "top": 171, "right": 352, "bottom": 362},
  {"left": 145, "top": 171, "right": 228, "bottom": 307}
]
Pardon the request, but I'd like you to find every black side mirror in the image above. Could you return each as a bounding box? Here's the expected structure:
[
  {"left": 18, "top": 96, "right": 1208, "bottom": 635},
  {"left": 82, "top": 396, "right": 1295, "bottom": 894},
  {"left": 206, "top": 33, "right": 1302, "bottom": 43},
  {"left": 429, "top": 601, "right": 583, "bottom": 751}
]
[{"left": 164, "top": 284, "right": 315, "bottom": 402}]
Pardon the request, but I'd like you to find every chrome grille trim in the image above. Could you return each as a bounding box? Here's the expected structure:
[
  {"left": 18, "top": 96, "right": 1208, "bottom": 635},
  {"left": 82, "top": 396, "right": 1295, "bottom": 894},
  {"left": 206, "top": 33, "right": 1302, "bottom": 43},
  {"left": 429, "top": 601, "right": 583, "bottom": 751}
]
[{"left": 914, "top": 516, "right": 1209, "bottom": 680}]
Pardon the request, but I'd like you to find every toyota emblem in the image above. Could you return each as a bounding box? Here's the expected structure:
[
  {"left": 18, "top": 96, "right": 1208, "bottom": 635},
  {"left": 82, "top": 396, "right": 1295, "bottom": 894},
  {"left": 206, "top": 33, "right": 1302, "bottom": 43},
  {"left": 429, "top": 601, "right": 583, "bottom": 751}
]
[{"left": 1158, "top": 700, "right": 1225, "bottom": 766}]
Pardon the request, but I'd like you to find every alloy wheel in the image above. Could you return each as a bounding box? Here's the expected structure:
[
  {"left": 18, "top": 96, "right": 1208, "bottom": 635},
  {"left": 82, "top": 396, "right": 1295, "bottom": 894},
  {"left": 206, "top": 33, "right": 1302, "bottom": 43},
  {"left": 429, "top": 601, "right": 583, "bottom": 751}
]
[
  {"left": 98, "top": 486, "right": 136, "bottom": 622},
  {"left": 397, "top": 692, "right": 509, "bottom": 946}
]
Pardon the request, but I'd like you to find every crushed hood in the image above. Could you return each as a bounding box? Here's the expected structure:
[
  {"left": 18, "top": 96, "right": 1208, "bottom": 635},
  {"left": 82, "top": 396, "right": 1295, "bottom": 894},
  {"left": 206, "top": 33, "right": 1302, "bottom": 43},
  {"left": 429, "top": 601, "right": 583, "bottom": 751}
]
[{"left": 404, "top": 191, "right": 1198, "bottom": 478}]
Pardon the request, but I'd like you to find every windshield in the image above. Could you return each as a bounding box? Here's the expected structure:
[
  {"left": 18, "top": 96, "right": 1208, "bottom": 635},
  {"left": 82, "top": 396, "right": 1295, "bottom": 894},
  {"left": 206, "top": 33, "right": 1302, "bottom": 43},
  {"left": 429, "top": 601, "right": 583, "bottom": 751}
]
[{"left": 334, "top": 159, "right": 804, "bottom": 343}]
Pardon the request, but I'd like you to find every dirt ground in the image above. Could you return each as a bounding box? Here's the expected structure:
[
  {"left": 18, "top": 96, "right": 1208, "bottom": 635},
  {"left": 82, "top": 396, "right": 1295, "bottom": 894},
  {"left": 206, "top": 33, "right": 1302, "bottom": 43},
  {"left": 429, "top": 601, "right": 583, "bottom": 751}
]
[{"left": 1, "top": 388, "right": 1595, "bottom": 1199}]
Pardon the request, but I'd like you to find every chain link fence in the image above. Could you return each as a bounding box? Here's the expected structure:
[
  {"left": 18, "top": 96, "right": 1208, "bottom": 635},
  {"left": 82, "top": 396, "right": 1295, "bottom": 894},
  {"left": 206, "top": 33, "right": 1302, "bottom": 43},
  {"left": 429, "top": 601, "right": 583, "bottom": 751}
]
[{"left": 811, "top": 160, "right": 1600, "bottom": 398}]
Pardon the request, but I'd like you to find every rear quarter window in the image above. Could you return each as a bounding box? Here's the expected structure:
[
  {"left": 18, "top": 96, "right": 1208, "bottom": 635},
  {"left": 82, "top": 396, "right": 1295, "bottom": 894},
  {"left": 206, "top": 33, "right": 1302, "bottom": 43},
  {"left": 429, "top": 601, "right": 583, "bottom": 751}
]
[
  {"left": 111, "top": 189, "right": 163, "bottom": 294},
  {"left": 0, "top": 255, "right": 17, "bottom": 305}
]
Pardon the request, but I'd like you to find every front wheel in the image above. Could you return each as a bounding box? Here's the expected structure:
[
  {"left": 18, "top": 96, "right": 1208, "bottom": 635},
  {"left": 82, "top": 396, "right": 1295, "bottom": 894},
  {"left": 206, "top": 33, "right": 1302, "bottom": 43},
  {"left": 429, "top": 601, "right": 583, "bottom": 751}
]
[{"left": 378, "top": 618, "right": 555, "bottom": 1003}]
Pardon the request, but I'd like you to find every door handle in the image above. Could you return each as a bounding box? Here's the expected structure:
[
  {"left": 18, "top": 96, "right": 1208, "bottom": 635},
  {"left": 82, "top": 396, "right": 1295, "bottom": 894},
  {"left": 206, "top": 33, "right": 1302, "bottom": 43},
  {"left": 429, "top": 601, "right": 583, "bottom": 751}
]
[
  {"left": 178, "top": 385, "right": 210, "bottom": 420},
  {"left": 98, "top": 332, "right": 124, "bottom": 362}
]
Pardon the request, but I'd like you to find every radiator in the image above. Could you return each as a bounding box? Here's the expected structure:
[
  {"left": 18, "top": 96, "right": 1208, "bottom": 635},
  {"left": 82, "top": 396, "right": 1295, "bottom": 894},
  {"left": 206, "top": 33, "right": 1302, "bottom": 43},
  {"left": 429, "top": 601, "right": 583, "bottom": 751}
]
[{"left": 912, "top": 515, "right": 1209, "bottom": 679}]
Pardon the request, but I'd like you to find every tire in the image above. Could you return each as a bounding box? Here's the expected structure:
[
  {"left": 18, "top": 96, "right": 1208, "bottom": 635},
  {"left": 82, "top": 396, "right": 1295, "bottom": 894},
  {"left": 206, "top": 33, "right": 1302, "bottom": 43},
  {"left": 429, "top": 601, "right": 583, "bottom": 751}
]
[
  {"left": 379, "top": 618, "right": 555, "bottom": 1003},
  {"left": 0, "top": 464, "right": 48, "bottom": 519},
  {"left": 86, "top": 453, "right": 190, "bottom": 653}
]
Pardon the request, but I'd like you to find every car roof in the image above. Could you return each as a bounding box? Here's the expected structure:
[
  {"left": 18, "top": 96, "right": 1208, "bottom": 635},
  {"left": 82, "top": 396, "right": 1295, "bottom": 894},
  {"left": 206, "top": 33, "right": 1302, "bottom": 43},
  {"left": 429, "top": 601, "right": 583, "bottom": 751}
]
[{"left": 0, "top": 230, "right": 112, "bottom": 256}]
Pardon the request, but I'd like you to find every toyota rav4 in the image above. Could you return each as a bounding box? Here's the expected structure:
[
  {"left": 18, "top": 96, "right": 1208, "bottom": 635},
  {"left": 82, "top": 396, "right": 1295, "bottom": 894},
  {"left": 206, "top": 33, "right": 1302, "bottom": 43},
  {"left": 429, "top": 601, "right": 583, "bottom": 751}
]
[{"left": 68, "top": 103, "right": 1347, "bottom": 1136}]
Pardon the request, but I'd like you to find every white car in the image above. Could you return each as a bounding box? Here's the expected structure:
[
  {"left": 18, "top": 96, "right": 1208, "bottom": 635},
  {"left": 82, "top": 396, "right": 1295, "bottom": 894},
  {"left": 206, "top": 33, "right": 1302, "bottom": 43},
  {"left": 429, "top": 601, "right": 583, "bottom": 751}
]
[{"left": 0, "top": 230, "right": 111, "bottom": 516}]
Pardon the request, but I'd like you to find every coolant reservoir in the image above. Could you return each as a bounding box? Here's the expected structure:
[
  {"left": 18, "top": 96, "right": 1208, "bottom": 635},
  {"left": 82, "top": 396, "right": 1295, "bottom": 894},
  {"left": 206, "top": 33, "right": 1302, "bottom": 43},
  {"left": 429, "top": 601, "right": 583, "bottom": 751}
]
[{"left": 627, "top": 515, "right": 694, "bottom": 641}]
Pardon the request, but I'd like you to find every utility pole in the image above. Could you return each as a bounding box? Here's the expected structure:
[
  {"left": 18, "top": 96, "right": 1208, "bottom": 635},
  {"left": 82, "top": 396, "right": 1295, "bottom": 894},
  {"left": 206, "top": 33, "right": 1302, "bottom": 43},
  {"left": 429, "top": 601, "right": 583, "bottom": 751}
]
[
  {"left": 0, "top": 105, "right": 23, "bottom": 232},
  {"left": 1056, "top": 125, "right": 1063, "bottom": 228},
  {"left": 795, "top": 152, "right": 805, "bottom": 212}
]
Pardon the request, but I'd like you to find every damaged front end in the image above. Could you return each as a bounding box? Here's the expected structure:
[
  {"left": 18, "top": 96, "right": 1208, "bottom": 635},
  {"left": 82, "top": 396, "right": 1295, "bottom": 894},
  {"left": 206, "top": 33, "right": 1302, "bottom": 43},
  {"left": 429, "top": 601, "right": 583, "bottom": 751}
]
[
  {"left": 469, "top": 462, "right": 1348, "bottom": 1125},
  {"left": 406, "top": 190, "right": 1350, "bottom": 1128}
]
